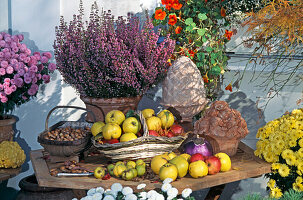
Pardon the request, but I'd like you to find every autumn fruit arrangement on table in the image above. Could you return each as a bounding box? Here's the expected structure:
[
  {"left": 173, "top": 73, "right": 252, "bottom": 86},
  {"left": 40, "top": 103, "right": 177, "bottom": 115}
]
[
  {"left": 91, "top": 108, "right": 188, "bottom": 160},
  {"left": 91, "top": 136, "right": 232, "bottom": 182}
]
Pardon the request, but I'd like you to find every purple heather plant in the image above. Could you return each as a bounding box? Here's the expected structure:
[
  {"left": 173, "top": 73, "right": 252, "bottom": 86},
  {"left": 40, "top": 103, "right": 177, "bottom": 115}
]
[
  {"left": 0, "top": 32, "right": 56, "bottom": 117},
  {"left": 53, "top": 2, "right": 175, "bottom": 98}
]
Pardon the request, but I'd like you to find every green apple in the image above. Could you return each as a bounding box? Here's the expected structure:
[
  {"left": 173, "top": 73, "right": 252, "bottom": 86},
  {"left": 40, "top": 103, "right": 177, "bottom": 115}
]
[
  {"left": 131, "top": 168, "right": 138, "bottom": 178},
  {"left": 159, "top": 163, "right": 178, "bottom": 181},
  {"left": 126, "top": 161, "right": 136, "bottom": 169},
  {"left": 136, "top": 159, "right": 146, "bottom": 167},
  {"left": 113, "top": 164, "right": 126, "bottom": 177},
  {"left": 142, "top": 108, "right": 155, "bottom": 118},
  {"left": 122, "top": 117, "right": 140, "bottom": 134},
  {"left": 102, "top": 123, "right": 122, "bottom": 140},
  {"left": 146, "top": 116, "right": 162, "bottom": 131},
  {"left": 189, "top": 160, "right": 208, "bottom": 178},
  {"left": 157, "top": 110, "right": 174, "bottom": 129},
  {"left": 169, "top": 156, "right": 189, "bottom": 178},
  {"left": 94, "top": 166, "right": 105, "bottom": 179},
  {"left": 105, "top": 110, "right": 125, "bottom": 125},
  {"left": 136, "top": 164, "right": 146, "bottom": 176},
  {"left": 107, "top": 164, "right": 115, "bottom": 176},
  {"left": 115, "top": 161, "right": 125, "bottom": 166},
  {"left": 91, "top": 121, "right": 105, "bottom": 136},
  {"left": 122, "top": 169, "right": 135, "bottom": 181}
]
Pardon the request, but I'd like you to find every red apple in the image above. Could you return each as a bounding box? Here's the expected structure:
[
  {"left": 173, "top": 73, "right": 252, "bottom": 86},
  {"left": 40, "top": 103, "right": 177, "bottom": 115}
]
[
  {"left": 189, "top": 153, "right": 205, "bottom": 163},
  {"left": 149, "top": 130, "right": 159, "bottom": 137},
  {"left": 166, "top": 131, "right": 174, "bottom": 138},
  {"left": 170, "top": 124, "right": 184, "bottom": 136},
  {"left": 205, "top": 156, "right": 221, "bottom": 175}
]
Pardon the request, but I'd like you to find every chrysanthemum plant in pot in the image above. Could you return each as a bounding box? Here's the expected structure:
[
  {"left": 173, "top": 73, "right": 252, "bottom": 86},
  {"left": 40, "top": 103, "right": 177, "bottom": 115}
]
[
  {"left": 54, "top": 2, "right": 175, "bottom": 122},
  {"left": 0, "top": 32, "right": 56, "bottom": 142}
]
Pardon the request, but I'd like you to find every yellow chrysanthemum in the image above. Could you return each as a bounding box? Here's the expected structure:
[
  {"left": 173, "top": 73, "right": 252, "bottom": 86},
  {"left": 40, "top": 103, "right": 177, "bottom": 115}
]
[
  {"left": 299, "top": 139, "right": 303, "bottom": 148},
  {"left": 289, "top": 139, "right": 297, "bottom": 147},
  {"left": 297, "top": 148, "right": 303, "bottom": 158},
  {"left": 276, "top": 139, "right": 285, "bottom": 150},
  {"left": 264, "top": 151, "right": 275, "bottom": 163},
  {"left": 278, "top": 164, "right": 290, "bottom": 177},
  {"left": 254, "top": 149, "right": 262, "bottom": 158},
  {"left": 292, "top": 109, "right": 303, "bottom": 115},
  {"left": 282, "top": 149, "right": 294, "bottom": 159},
  {"left": 267, "top": 179, "right": 276, "bottom": 189},
  {"left": 271, "top": 163, "right": 280, "bottom": 171},
  {"left": 269, "top": 187, "right": 283, "bottom": 199},
  {"left": 296, "top": 176, "right": 303, "bottom": 184},
  {"left": 297, "top": 130, "right": 303, "bottom": 138},
  {"left": 286, "top": 155, "right": 297, "bottom": 166},
  {"left": 297, "top": 162, "right": 303, "bottom": 175},
  {"left": 274, "top": 134, "right": 283, "bottom": 141},
  {"left": 293, "top": 182, "right": 301, "bottom": 191}
]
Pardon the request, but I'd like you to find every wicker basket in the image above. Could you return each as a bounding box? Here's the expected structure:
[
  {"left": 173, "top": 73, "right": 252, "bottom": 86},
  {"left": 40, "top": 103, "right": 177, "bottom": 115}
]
[
  {"left": 37, "top": 106, "right": 95, "bottom": 157},
  {"left": 92, "top": 111, "right": 187, "bottom": 160}
]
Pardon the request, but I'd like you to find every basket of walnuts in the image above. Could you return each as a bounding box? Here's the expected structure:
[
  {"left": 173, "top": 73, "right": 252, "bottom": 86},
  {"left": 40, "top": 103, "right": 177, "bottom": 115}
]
[{"left": 37, "top": 106, "right": 95, "bottom": 157}]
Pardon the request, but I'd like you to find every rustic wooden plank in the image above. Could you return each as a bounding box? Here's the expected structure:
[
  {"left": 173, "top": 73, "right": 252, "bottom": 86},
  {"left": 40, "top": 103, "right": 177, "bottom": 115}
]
[
  {"left": 0, "top": 167, "right": 21, "bottom": 182},
  {"left": 30, "top": 142, "right": 271, "bottom": 192}
]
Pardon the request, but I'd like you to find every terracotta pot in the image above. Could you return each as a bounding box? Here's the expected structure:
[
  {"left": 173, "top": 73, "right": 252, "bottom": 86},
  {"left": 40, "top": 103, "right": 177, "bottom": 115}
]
[
  {"left": 80, "top": 96, "right": 142, "bottom": 122},
  {"left": 204, "top": 135, "right": 239, "bottom": 157},
  {"left": 0, "top": 115, "right": 16, "bottom": 143}
]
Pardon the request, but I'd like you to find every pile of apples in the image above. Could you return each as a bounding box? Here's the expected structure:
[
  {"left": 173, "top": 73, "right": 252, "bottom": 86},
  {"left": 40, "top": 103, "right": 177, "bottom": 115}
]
[
  {"left": 91, "top": 110, "right": 142, "bottom": 144},
  {"left": 91, "top": 108, "right": 185, "bottom": 144},
  {"left": 93, "top": 160, "right": 146, "bottom": 181},
  {"left": 151, "top": 151, "right": 232, "bottom": 181},
  {"left": 142, "top": 109, "right": 184, "bottom": 137}
]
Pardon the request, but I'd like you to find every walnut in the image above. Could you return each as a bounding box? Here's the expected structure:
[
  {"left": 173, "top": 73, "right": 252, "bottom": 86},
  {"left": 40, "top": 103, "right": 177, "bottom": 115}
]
[{"left": 194, "top": 101, "right": 249, "bottom": 139}]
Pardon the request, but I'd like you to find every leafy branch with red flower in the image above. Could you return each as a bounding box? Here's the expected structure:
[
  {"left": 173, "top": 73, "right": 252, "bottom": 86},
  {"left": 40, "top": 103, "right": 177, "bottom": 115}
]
[{"left": 153, "top": 0, "right": 235, "bottom": 100}]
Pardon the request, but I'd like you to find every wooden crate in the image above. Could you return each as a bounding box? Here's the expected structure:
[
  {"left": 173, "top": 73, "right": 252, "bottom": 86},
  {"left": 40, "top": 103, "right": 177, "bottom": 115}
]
[{"left": 30, "top": 141, "right": 271, "bottom": 192}]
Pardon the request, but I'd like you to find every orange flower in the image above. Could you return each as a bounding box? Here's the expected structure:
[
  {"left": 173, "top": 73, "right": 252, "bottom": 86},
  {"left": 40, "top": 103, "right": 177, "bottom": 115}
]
[
  {"left": 175, "top": 26, "right": 182, "bottom": 34},
  {"left": 172, "top": 2, "right": 182, "bottom": 10},
  {"left": 221, "top": 7, "right": 226, "bottom": 17},
  {"left": 203, "top": 75, "right": 209, "bottom": 83},
  {"left": 162, "top": 0, "right": 182, "bottom": 11},
  {"left": 188, "top": 49, "right": 196, "bottom": 58},
  {"left": 224, "top": 30, "right": 233, "bottom": 40},
  {"left": 225, "top": 83, "right": 232, "bottom": 92},
  {"left": 168, "top": 14, "right": 177, "bottom": 25},
  {"left": 155, "top": 9, "right": 166, "bottom": 21}
]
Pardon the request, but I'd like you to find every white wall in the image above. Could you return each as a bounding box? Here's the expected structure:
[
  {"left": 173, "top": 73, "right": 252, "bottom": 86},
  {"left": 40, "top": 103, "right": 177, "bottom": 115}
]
[{"left": 0, "top": 0, "right": 8, "bottom": 31}]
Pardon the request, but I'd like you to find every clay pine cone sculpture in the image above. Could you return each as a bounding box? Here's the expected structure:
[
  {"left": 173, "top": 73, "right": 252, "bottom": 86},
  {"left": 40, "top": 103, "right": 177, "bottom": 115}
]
[{"left": 194, "top": 101, "right": 249, "bottom": 139}]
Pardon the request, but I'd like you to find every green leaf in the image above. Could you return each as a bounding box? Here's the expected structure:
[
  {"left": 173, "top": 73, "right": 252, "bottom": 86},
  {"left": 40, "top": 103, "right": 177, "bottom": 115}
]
[
  {"left": 195, "top": 41, "right": 203, "bottom": 46},
  {"left": 211, "top": 58, "right": 216, "bottom": 65},
  {"left": 198, "top": 13, "right": 207, "bottom": 21},
  {"left": 211, "top": 53, "right": 218, "bottom": 59},
  {"left": 185, "top": 18, "right": 193, "bottom": 25},
  {"left": 197, "top": 28, "right": 206, "bottom": 36},
  {"left": 125, "top": 110, "right": 135, "bottom": 118},
  {"left": 202, "top": 37, "right": 207, "bottom": 43},
  {"left": 191, "top": 23, "right": 196, "bottom": 28},
  {"left": 186, "top": 25, "right": 194, "bottom": 32},
  {"left": 197, "top": 52, "right": 205, "bottom": 61},
  {"left": 206, "top": 46, "right": 212, "bottom": 52},
  {"left": 209, "top": 66, "right": 221, "bottom": 76}
]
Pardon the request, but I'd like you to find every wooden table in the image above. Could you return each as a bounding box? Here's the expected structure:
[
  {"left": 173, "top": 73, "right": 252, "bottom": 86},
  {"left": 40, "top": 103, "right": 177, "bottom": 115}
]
[
  {"left": 30, "top": 142, "right": 270, "bottom": 192},
  {"left": 0, "top": 167, "right": 21, "bottom": 182}
]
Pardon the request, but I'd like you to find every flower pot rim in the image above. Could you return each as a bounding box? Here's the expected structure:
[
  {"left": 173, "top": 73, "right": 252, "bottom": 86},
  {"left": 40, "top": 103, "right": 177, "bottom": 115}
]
[
  {"left": 80, "top": 95, "right": 142, "bottom": 100},
  {"left": 0, "top": 115, "right": 17, "bottom": 126}
]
